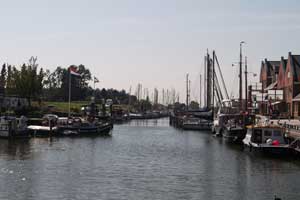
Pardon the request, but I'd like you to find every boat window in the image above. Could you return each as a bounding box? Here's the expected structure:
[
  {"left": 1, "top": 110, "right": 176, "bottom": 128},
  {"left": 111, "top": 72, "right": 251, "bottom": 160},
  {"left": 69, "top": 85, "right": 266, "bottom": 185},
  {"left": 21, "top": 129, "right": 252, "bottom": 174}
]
[
  {"left": 252, "top": 129, "right": 262, "bottom": 143},
  {"left": 273, "top": 130, "right": 282, "bottom": 137},
  {"left": 264, "top": 130, "right": 272, "bottom": 137}
]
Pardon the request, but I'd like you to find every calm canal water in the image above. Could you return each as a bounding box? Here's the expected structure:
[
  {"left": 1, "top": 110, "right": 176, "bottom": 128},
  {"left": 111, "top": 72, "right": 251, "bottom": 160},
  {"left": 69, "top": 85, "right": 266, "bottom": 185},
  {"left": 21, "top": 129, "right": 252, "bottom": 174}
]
[{"left": 0, "top": 118, "right": 299, "bottom": 200}]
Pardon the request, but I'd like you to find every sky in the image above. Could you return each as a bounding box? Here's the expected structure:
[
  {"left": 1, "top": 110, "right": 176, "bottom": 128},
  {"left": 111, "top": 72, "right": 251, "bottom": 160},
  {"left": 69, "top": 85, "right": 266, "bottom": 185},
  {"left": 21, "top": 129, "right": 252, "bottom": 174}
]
[{"left": 1, "top": 0, "right": 300, "bottom": 103}]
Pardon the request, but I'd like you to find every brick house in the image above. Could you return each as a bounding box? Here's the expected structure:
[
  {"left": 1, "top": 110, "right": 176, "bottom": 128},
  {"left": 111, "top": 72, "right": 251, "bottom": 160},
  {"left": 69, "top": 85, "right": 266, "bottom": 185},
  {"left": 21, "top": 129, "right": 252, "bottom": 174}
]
[
  {"left": 271, "top": 52, "right": 300, "bottom": 118},
  {"left": 260, "top": 59, "right": 280, "bottom": 90},
  {"left": 259, "top": 59, "right": 280, "bottom": 114}
]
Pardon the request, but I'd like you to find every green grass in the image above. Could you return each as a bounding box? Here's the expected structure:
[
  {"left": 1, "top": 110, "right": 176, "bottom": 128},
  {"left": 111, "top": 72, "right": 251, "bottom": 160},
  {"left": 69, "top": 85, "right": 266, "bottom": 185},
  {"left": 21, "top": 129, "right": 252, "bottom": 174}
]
[
  {"left": 33, "top": 101, "right": 132, "bottom": 113},
  {"left": 46, "top": 101, "right": 85, "bottom": 112},
  {"left": 33, "top": 101, "right": 92, "bottom": 113}
]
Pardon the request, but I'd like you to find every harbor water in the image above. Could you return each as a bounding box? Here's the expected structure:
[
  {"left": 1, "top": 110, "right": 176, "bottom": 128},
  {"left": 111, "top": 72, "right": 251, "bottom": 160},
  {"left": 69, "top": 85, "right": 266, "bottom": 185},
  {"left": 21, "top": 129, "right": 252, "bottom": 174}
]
[{"left": 0, "top": 118, "right": 299, "bottom": 200}]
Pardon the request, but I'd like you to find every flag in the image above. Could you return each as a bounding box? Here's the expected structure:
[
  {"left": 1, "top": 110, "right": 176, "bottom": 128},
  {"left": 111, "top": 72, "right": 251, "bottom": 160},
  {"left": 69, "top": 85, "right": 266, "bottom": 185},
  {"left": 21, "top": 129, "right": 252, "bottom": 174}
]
[
  {"left": 69, "top": 65, "right": 81, "bottom": 76},
  {"left": 94, "top": 76, "right": 99, "bottom": 83}
]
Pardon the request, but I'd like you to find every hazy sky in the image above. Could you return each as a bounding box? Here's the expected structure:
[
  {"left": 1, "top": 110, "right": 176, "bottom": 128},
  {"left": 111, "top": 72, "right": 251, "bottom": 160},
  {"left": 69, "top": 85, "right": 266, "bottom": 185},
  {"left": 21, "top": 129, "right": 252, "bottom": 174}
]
[{"left": 1, "top": 0, "right": 300, "bottom": 103}]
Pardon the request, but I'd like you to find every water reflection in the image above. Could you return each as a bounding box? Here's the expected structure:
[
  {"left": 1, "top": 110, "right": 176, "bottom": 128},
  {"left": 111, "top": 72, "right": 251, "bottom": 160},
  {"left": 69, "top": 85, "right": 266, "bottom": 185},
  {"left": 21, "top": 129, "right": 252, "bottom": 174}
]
[{"left": 0, "top": 139, "right": 31, "bottom": 160}]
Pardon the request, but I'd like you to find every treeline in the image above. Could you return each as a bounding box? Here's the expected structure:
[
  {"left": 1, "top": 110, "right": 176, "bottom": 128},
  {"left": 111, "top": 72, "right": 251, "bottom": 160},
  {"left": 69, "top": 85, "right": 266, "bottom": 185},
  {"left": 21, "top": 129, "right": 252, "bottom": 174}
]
[
  {"left": 0, "top": 57, "right": 43, "bottom": 105},
  {"left": 0, "top": 57, "right": 135, "bottom": 105}
]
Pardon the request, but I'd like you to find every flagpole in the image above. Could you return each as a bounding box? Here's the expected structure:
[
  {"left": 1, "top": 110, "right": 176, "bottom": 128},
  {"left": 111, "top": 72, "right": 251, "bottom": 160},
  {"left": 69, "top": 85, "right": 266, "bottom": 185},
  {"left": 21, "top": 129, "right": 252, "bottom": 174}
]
[{"left": 68, "top": 70, "right": 71, "bottom": 117}]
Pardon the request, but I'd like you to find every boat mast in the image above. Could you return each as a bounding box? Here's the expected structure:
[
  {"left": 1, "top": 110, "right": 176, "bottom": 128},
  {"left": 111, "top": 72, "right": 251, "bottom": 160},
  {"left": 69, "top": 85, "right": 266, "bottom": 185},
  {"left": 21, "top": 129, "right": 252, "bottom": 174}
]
[
  {"left": 200, "top": 74, "right": 202, "bottom": 108},
  {"left": 206, "top": 50, "right": 212, "bottom": 109},
  {"left": 212, "top": 50, "right": 215, "bottom": 116},
  {"left": 186, "top": 73, "right": 189, "bottom": 110},
  {"left": 204, "top": 55, "right": 207, "bottom": 107},
  {"left": 239, "top": 41, "right": 245, "bottom": 110},
  {"left": 245, "top": 56, "right": 248, "bottom": 112}
]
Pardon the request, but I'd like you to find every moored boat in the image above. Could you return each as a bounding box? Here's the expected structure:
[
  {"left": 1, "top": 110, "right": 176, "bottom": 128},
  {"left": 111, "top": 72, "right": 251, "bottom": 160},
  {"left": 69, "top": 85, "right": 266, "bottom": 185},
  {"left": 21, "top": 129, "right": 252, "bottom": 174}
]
[
  {"left": 57, "top": 117, "right": 113, "bottom": 136},
  {"left": 243, "top": 124, "right": 292, "bottom": 155},
  {"left": 222, "top": 113, "right": 255, "bottom": 143},
  {"left": 182, "top": 117, "right": 212, "bottom": 130},
  {"left": 27, "top": 114, "right": 58, "bottom": 137},
  {"left": 0, "top": 116, "right": 28, "bottom": 138}
]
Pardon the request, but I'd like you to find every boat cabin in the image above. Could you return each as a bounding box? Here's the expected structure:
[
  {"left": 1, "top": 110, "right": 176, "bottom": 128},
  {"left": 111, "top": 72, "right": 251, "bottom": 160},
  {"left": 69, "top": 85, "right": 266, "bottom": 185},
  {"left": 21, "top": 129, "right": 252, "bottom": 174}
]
[{"left": 247, "top": 126, "right": 286, "bottom": 144}]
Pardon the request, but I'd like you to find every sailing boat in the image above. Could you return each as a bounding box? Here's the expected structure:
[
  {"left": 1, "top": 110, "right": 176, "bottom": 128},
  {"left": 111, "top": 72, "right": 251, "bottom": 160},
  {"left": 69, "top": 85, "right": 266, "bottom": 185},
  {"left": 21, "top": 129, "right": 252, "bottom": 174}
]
[{"left": 220, "top": 42, "right": 255, "bottom": 143}]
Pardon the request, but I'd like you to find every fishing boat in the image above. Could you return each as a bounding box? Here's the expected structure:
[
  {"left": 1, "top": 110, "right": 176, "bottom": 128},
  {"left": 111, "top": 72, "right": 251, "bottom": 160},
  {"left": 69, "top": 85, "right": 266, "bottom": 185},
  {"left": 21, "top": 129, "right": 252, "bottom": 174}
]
[
  {"left": 243, "top": 123, "right": 292, "bottom": 155},
  {"left": 222, "top": 113, "right": 255, "bottom": 143},
  {"left": 111, "top": 105, "right": 130, "bottom": 123},
  {"left": 0, "top": 116, "right": 28, "bottom": 138},
  {"left": 57, "top": 116, "right": 112, "bottom": 136},
  {"left": 212, "top": 99, "right": 240, "bottom": 136}
]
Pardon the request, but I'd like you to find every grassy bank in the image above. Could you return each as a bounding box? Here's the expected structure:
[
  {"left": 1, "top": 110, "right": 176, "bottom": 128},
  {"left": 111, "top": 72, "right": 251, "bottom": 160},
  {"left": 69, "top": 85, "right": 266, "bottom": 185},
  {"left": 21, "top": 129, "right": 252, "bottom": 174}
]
[
  {"left": 31, "top": 101, "right": 131, "bottom": 115},
  {"left": 32, "top": 101, "right": 91, "bottom": 113}
]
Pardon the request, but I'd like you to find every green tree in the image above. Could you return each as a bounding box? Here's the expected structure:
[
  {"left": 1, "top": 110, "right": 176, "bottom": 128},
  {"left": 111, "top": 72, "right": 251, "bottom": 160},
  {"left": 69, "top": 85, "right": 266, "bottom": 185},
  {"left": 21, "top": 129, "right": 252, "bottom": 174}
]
[
  {"left": 13, "top": 59, "right": 44, "bottom": 105},
  {"left": 0, "top": 64, "right": 6, "bottom": 94},
  {"left": 6, "top": 65, "right": 14, "bottom": 95},
  {"left": 77, "top": 64, "right": 91, "bottom": 88}
]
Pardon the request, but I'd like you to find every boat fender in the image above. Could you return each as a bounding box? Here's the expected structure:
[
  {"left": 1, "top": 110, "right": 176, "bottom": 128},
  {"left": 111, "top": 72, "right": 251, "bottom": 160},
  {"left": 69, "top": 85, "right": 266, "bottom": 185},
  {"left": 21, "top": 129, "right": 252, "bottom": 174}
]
[
  {"left": 272, "top": 140, "right": 280, "bottom": 146},
  {"left": 266, "top": 138, "right": 273, "bottom": 145}
]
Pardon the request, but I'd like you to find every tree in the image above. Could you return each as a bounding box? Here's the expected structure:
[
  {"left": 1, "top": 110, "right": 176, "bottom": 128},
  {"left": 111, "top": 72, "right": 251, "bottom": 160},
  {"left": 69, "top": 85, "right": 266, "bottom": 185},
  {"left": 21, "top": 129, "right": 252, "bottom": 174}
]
[
  {"left": 6, "top": 65, "right": 14, "bottom": 95},
  {"left": 0, "top": 64, "right": 6, "bottom": 94},
  {"left": 37, "top": 68, "right": 45, "bottom": 96},
  {"left": 12, "top": 58, "right": 44, "bottom": 105},
  {"left": 77, "top": 64, "right": 91, "bottom": 88}
]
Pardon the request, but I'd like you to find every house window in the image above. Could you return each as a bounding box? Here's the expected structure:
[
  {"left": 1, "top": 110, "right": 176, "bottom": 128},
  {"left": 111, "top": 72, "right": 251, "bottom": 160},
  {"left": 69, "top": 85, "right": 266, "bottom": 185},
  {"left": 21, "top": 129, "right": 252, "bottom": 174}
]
[{"left": 288, "top": 71, "right": 290, "bottom": 78}]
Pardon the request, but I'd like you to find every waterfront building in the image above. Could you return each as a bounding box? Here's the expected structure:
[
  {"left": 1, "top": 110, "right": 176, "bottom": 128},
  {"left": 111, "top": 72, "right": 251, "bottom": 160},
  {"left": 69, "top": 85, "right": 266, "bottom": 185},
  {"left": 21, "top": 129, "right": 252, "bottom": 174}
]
[
  {"left": 259, "top": 52, "right": 300, "bottom": 118},
  {"left": 259, "top": 59, "right": 281, "bottom": 115}
]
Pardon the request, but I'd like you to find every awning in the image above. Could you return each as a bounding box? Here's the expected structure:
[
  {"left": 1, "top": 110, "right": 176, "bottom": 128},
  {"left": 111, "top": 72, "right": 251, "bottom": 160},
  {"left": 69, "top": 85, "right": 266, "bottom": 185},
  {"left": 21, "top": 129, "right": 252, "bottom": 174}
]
[{"left": 264, "top": 81, "right": 277, "bottom": 90}]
